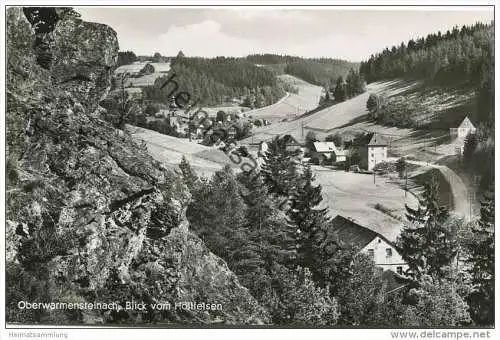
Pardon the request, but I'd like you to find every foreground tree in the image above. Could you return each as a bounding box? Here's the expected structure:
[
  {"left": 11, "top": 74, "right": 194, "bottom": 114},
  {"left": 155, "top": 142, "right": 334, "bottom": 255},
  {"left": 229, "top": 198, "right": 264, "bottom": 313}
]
[
  {"left": 186, "top": 165, "right": 247, "bottom": 258},
  {"left": 263, "top": 266, "right": 339, "bottom": 326},
  {"left": 336, "top": 254, "right": 408, "bottom": 326},
  {"left": 261, "top": 136, "right": 298, "bottom": 197},
  {"left": 179, "top": 156, "right": 199, "bottom": 191},
  {"left": 466, "top": 187, "right": 495, "bottom": 325},
  {"left": 398, "top": 173, "right": 458, "bottom": 279},
  {"left": 401, "top": 276, "right": 471, "bottom": 327},
  {"left": 288, "top": 165, "right": 329, "bottom": 269}
]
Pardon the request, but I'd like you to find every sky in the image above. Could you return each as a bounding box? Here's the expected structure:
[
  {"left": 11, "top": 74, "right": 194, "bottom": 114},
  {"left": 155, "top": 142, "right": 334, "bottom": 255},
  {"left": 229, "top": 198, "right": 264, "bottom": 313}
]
[{"left": 76, "top": 7, "right": 494, "bottom": 62}]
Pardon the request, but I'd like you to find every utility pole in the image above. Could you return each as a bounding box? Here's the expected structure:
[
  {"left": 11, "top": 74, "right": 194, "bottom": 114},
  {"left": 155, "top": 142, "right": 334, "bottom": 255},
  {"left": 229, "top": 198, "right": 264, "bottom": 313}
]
[
  {"left": 188, "top": 109, "right": 191, "bottom": 142},
  {"left": 405, "top": 165, "right": 408, "bottom": 198}
]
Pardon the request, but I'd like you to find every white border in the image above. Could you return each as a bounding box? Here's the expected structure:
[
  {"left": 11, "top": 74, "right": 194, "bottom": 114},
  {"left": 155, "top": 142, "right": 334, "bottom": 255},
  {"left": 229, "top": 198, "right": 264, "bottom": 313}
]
[{"left": 0, "top": 1, "right": 497, "bottom": 340}]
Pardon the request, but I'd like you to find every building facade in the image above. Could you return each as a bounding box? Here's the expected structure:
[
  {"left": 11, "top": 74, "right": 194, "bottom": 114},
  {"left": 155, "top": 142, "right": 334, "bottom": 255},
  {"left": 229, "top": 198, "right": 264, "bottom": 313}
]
[
  {"left": 361, "top": 236, "right": 408, "bottom": 275},
  {"left": 329, "top": 215, "right": 408, "bottom": 275},
  {"left": 361, "top": 133, "right": 388, "bottom": 171},
  {"left": 450, "top": 116, "right": 476, "bottom": 139}
]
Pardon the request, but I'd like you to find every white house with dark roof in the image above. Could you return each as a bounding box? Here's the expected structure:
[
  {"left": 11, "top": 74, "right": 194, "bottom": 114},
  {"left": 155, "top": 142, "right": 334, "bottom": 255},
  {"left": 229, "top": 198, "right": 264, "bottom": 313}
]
[
  {"left": 450, "top": 116, "right": 476, "bottom": 139},
  {"left": 329, "top": 215, "right": 409, "bottom": 275},
  {"left": 361, "top": 133, "right": 388, "bottom": 171},
  {"left": 311, "top": 142, "right": 346, "bottom": 163}
]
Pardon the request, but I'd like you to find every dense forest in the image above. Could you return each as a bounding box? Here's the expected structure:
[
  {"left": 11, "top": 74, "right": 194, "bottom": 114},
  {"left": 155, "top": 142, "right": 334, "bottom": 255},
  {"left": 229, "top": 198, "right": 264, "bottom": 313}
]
[
  {"left": 247, "top": 53, "right": 358, "bottom": 88},
  {"left": 116, "top": 50, "right": 138, "bottom": 67},
  {"left": 142, "top": 56, "right": 287, "bottom": 107},
  {"left": 359, "top": 22, "right": 493, "bottom": 86}
]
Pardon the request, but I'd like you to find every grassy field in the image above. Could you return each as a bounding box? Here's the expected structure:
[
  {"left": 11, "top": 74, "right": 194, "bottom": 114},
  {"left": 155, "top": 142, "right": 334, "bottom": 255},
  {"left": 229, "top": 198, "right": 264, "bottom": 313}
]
[
  {"left": 129, "top": 125, "right": 237, "bottom": 178},
  {"left": 243, "top": 75, "right": 323, "bottom": 124},
  {"left": 245, "top": 79, "right": 476, "bottom": 160},
  {"left": 313, "top": 166, "right": 419, "bottom": 241}
]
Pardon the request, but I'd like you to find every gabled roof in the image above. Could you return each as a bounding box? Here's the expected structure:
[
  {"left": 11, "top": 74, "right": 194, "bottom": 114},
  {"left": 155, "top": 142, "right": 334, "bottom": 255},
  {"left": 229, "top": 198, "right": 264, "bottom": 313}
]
[
  {"left": 329, "top": 215, "right": 379, "bottom": 250},
  {"left": 280, "top": 134, "right": 300, "bottom": 146},
  {"left": 329, "top": 215, "right": 396, "bottom": 250},
  {"left": 458, "top": 116, "right": 475, "bottom": 129},
  {"left": 313, "top": 142, "right": 337, "bottom": 153},
  {"left": 367, "top": 133, "right": 388, "bottom": 146}
]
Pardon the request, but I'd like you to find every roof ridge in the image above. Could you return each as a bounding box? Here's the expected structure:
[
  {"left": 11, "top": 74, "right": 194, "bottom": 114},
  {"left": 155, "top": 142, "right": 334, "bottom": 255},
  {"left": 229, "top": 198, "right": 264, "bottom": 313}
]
[{"left": 330, "top": 215, "right": 396, "bottom": 248}]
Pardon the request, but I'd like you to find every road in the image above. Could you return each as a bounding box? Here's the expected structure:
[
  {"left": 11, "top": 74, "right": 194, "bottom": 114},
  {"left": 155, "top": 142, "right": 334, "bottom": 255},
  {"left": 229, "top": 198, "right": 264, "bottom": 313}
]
[
  {"left": 242, "top": 75, "right": 323, "bottom": 125},
  {"left": 403, "top": 159, "right": 470, "bottom": 219}
]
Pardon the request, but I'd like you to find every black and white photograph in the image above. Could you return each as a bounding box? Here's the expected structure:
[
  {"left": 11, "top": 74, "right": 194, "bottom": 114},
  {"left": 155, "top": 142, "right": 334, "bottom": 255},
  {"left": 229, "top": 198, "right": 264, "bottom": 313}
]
[{"left": 1, "top": 0, "right": 497, "bottom": 336}]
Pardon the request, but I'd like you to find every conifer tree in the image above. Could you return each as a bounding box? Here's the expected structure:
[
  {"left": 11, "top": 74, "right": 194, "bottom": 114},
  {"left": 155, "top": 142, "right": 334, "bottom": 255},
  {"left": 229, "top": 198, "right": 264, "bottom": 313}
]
[
  {"left": 398, "top": 173, "right": 458, "bottom": 279},
  {"left": 260, "top": 136, "right": 298, "bottom": 197},
  {"left": 467, "top": 186, "right": 494, "bottom": 325},
  {"left": 334, "top": 76, "right": 347, "bottom": 102},
  {"left": 288, "top": 165, "right": 329, "bottom": 269},
  {"left": 179, "top": 155, "right": 199, "bottom": 191}
]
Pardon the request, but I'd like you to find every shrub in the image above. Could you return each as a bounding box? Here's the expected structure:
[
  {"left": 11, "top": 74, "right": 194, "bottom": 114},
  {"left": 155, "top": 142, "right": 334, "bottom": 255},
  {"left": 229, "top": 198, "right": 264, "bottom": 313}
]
[{"left": 373, "top": 161, "right": 396, "bottom": 175}]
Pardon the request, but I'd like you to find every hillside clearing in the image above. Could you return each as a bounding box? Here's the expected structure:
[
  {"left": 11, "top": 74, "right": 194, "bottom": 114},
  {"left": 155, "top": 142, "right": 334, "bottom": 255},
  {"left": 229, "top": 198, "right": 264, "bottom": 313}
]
[
  {"left": 243, "top": 74, "right": 323, "bottom": 123},
  {"left": 129, "top": 125, "right": 235, "bottom": 177}
]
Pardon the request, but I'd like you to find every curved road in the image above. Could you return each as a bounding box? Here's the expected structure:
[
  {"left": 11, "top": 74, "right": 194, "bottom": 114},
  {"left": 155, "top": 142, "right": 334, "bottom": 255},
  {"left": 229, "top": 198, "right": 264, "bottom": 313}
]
[{"left": 404, "top": 160, "right": 470, "bottom": 219}]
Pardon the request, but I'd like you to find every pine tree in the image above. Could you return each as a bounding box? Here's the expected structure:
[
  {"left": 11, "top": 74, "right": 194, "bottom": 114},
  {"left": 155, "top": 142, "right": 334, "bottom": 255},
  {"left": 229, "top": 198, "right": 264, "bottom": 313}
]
[
  {"left": 261, "top": 136, "right": 298, "bottom": 197},
  {"left": 366, "top": 93, "right": 378, "bottom": 116},
  {"left": 398, "top": 173, "right": 458, "bottom": 279},
  {"left": 179, "top": 155, "right": 199, "bottom": 191},
  {"left": 334, "top": 76, "right": 346, "bottom": 102},
  {"left": 467, "top": 186, "right": 494, "bottom": 325},
  {"left": 288, "top": 165, "right": 329, "bottom": 269},
  {"left": 186, "top": 165, "right": 247, "bottom": 259}
]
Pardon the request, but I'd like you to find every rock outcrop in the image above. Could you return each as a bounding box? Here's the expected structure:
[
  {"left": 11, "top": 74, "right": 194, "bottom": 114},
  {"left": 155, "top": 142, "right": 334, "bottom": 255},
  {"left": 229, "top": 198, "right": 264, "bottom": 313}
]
[{"left": 6, "top": 7, "right": 269, "bottom": 325}]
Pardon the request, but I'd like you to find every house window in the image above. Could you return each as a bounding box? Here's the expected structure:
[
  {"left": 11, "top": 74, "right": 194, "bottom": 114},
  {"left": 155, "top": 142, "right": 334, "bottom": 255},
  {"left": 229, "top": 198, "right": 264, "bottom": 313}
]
[
  {"left": 386, "top": 248, "right": 392, "bottom": 257},
  {"left": 367, "top": 249, "right": 374, "bottom": 258},
  {"left": 396, "top": 266, "right": 403, "bottom": 275}
]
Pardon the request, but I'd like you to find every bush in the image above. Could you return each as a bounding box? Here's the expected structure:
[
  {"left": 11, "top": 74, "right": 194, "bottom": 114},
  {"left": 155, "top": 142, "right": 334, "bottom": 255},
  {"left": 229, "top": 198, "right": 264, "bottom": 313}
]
[
  {"left": 325, "top": 133, "right": 342, "bottom": 146},
  {"left": 373, "top": 161, "right": 396, "bottom": 175},
  {"left": 144, "top": 103, "right": 160, "bottom": 116}
]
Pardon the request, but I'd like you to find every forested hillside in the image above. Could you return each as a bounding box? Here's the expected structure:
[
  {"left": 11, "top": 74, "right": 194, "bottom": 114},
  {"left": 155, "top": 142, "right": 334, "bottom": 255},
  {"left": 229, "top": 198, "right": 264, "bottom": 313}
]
[
  {"left": 360, "top": 22, "right": 493, "bottom": 87},
  {"left": 247, "top": 54, "right": 358, "bottom": 88},
  {"left": 361, "top": 22, "right": 494, "bottom": 190},
  {"left": 143, "top": 56, "right": 286, "bottom": 107}
]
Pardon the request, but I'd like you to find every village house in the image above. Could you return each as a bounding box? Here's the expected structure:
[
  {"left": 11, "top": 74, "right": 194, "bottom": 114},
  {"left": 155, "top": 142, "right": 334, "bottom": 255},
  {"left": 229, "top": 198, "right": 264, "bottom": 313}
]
[
  {"left": 361, "top": 133, "right": 388, "bottom": 171},
  {"left": 311, "top": 142, "right": 346, "bottom": 164},
  {"left": 329, "top": 215, "right": 409, "bottom": 275},
  {"left": 227, "top": 125, "right": 238, "bottom": 140},
  {"left": 450, "top": 116, "right": 476, "bottom": 140},
  {"left": 281, "top": 135, "right": 302, "bottom": 153}
]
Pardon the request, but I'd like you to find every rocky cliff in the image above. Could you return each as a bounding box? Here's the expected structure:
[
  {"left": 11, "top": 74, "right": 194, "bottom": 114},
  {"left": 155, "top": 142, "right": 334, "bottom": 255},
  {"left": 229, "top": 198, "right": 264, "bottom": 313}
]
[{"left": 6, "top": 7, "right": 269, "bottom": 325}]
